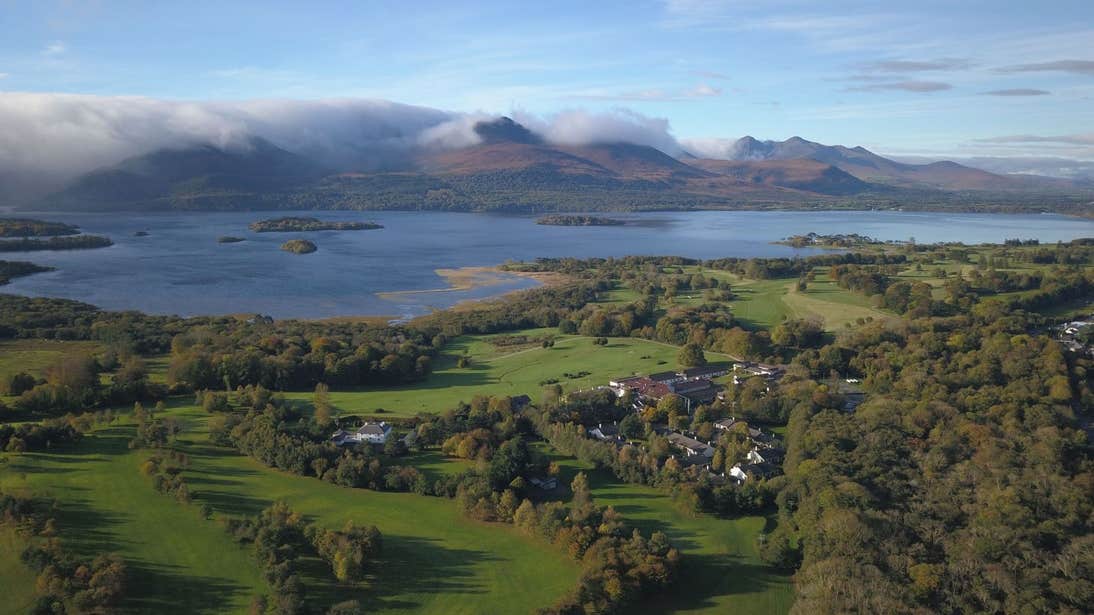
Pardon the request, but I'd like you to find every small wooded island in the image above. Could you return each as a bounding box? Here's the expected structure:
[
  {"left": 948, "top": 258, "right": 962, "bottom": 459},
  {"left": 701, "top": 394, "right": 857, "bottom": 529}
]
[
  {"left": 0, "top": 235, "right": 114, "bottom": 252},
  {"left": 217, "top": 236, "right": 246, "bottom": 243},
  {"left": 280, "top": 239, "right": 317, "bottom": 254},
  {"left": 250, "top": 216, "right": 383, "bottom": 233},
  {"left": 775, "top": 232, "right": 881, "bottom": 248},
  {"left": 535, "top": 215, "right": 626, "bottom": 226},
  {"left": 0, "top": 218, "right": 80, "bottom": 238}
]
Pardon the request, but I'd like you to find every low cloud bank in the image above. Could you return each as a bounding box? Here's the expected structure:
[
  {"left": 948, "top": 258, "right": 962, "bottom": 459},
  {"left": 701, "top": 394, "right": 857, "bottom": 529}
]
[{"left": 0, "top": 93, "right": 683, "bottom": 199}]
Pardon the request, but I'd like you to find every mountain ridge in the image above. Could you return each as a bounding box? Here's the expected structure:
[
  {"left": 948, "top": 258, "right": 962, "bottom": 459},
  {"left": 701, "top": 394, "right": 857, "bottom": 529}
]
[{"left": 29, "top": 118, "right": 1090, "bottom": 213}]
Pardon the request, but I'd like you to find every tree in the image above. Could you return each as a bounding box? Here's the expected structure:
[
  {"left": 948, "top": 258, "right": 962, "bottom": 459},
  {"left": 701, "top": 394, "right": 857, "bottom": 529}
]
[
  {"left": 313, "top": 382, "right": 334, "bottom": 427},
  {"left": 570, "top": 472, "right": 593, "bottom": 521},
  {"left": 3, "top": 372, "right": 36, "bottom": 396},
  {"left": 656, "top": 394, "right": 687, "bottom": 420},
  {"left": 677, "top": 342, "right": 707, "bottom": 367},
  {"left": 46, "top": 354, "right": 98, "bottom": 392},
  {"left": 383, "top": 434, "right": 407, "bottom": 457},
  {"left": 619, "top": 413, "right": 645, "bottom": 440},
  {"left": 542, "top": 383, "right": 563, "bottom": 409}
]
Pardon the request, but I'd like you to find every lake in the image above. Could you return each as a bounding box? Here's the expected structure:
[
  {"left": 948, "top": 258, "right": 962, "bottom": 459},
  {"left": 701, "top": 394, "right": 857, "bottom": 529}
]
[{"left": 4, "top": 210, "right": 1092, "bottom": 319}]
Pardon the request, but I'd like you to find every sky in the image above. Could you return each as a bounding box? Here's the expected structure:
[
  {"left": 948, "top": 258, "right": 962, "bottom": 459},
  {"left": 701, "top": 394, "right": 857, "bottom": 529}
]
[{"left": 0, "top": 0, "right": 1092, "bottom": 162}]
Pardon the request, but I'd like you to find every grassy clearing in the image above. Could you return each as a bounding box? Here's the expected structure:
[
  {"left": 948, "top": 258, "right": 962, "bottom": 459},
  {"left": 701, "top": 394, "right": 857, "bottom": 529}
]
[
  {"left": 0, "top": 422, "right": 267, "bottom": 614},
  {"left": 0, "top": 339, "right": 101, "bottom": 383},
  {"left": 783, "top": 278, "right": 891, "bottom": 330},
  {"left": 0, "top": 405, "right": 579, "bottom": 614},
  {"left": 539, "top": 445, "right": 793, "bottom": 615},
  {"left": 0, "top": 527, "right": 38, "bottom": 615},
  {"left": 283, "top": 334, "right": 700, "bottom": 417},
  {"left": 398, "top": 449, "right": 475, "bottom": 481},
  {"left": 696, "top": 271, "right": 794, "bottom": 330}
]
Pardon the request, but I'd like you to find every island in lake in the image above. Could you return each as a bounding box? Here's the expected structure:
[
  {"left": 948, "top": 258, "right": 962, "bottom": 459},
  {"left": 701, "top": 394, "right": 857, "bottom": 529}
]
[
  {"left": 250, "top": 216, "right": 383, "bottom": 233},
  {"left": 280, "top": 239, "right": 317, "bottom": 254},
  {"left": 775, "top": 232, "right": 882, "bottom": 248},
  {"left": 535, "top": 215, "right": 626, "bottom": 226},
  {"left": 217, "top": 236, "right": 246, "bottom": 243},
  {"left": 0, "top": 217, "right": 80, "bottom": 238},
  {"left": 0, "top": 235, "right": 114, "bottom": 252}
]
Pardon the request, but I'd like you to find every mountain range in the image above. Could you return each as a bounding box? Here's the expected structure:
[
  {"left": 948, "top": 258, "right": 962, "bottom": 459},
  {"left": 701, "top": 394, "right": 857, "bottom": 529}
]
[{"left": 31, "top": 117, "right": 1092, "bottom": 213}]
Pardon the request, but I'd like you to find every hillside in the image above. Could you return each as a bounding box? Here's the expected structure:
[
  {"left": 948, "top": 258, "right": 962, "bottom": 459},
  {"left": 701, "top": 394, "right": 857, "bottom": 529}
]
[
  {"left": 31, "top": 118, "right": 1091, "bottom": 214},
  {"left": 710, "top": 135, "right": 1070, "bottom": 192},
  {"left": 39, "top": 137, "right": 327, "bottom": 211},
  {"left": 687, "top": 158, "right": 875, "bottom": 196}
]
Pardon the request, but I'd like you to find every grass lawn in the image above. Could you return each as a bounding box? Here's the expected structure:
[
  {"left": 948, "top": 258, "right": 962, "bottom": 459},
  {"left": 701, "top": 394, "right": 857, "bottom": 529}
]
[
  {"left": 698, "top": 269, "right": 886, "bottom": 331},
  {"left": 0, "top": 423, "right": 267, "bottom": 614},
  {"left": 0, "top": 527, "right": 38, "bottom": 614},
  {"left": 283, "top": 334, "right": 716, "bottom": 417},
  {"left": 783, "top": 276, "right": 891, "bottom": 330},
  {"left": 0, "top": 404, "right": 579, "bottom": 614},
  {"left": 0, "top": 338, "right": 102, "bottom": 382},
  {"left": 539, "top": 445, "right": 793, "bottom": 615},
  {"left": 399, "top": 449, "right": 475, "bottom": 481}
]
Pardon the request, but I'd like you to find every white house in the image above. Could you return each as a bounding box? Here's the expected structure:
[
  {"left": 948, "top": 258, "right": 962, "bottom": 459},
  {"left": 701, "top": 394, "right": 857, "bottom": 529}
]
[
  {"left": 356, "top": 421, "right": 392, "bottom": 444},
  {"left": 746, "top": 449, "right": 766, "bottom": 465},
  {"left": 729, "top": 464, "right": 749, "bottom": 483},
  {"left": 331, "top": 421, "right": 392, "bottom": 446}
]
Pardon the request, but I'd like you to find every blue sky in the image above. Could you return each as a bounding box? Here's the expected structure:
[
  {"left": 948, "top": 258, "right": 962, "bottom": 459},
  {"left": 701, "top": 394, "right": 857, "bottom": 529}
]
[{"left": 1, "top": 0, "right": 1092, "bottom": 159}]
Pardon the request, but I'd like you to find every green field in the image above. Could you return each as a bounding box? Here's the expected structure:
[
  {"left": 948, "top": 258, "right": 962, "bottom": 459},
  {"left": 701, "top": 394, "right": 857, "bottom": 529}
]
[
  {"left": 0, "top": 527, "right": 38, "bottom": 614},
  {"left": 0, "top": 405, "right": 580, "bottom": 614},
  {"left": 541, "top": 445, "right": 794, "bottom": 614},
  {"left": 0, "top": 339, "right": 103, "bottom": 400},
  {"left": 694, "top": 269, "right": 889, "bottom": 331},
  {"left": 0, "top": 421, "right": 267, "bottom": 614},
  {"left": 283, "top": 333, "right": 733, "bottom": 418}
]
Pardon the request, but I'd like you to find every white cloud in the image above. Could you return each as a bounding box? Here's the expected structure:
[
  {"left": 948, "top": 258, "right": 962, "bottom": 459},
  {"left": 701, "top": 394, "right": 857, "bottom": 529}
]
[
  {"left": 0, "top": 93, "right": 690, "bottom": 198},
  {"left": 686, "top": 83, "right": 722, "bottom": 97},
  {"left": 514, "top": 108, "right": 680, "bottom": 153},
  {"left": 678, "top": 137, "right": 740, "bottom": 159},
  {"left": 42, "top": 41, "right": 67, "bottom": 56},
  {"left": 0, "top": 94, "right": 468, "bottom": 195}
]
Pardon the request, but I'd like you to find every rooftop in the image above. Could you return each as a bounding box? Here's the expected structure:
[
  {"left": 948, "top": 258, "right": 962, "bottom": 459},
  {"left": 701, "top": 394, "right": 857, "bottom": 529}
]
[{"left": 357, "top": 422, "right": 390, "bottom": 435}]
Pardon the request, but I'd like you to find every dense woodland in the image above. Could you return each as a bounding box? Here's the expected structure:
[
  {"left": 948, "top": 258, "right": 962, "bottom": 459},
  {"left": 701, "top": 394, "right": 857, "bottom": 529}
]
[
  {"left": 0, "top": 218, "right": 80, "bottom": 238},
  {"left": 0, "top": 260, "right": 53, "bottom": 285}
]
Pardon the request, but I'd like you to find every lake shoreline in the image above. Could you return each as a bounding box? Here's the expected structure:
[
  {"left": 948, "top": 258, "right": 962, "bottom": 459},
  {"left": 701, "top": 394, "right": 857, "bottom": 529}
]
[
  {"left": 377, "top": 266, "right": 565, "bottom": 301},
  {"left": 1, "top": 209, "right": 1089, "bottom": 320}
]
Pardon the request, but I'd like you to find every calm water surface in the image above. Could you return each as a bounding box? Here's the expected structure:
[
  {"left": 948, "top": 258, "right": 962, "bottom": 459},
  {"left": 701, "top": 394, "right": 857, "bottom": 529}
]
[{"left": 5, "top": 210, "right": 1092, "bottom": 319}]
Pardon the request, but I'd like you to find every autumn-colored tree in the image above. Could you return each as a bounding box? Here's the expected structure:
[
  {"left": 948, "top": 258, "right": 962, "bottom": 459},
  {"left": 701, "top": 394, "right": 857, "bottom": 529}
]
[{"left": 313, "top": 382, "right": 334, "bottom": 427}]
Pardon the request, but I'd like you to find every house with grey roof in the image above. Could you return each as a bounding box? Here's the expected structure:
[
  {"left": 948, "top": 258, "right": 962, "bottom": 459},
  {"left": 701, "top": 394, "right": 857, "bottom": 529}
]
[
  {"left": 331, "top": 421, "right": 392, "bottom": 446},
  {"left": 667, "top": 432, "right": 715, "bottom": 458}
]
